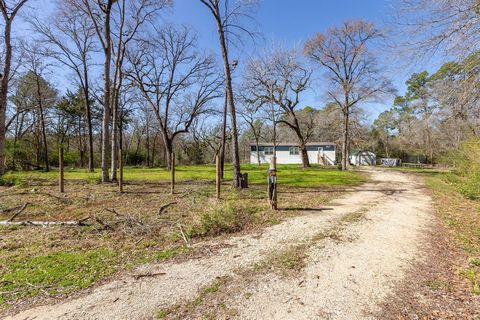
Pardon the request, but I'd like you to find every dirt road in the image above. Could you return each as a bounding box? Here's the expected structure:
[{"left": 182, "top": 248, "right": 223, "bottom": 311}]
[{"left": 6, "top": 169, "right": 433, "bottom": 320}]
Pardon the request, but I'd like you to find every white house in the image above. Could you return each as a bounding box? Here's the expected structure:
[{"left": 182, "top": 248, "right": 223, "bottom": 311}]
[{"left": 250, "top": 142, "right": 336, "bottom": 165}]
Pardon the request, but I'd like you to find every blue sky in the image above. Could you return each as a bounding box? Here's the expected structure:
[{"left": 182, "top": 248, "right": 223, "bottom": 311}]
[
  {"left": 21, "top": 0, "right": 444, "bottom": 122},
  {"left": 163, "top": 0, "right": 409, "bottom": 121}
]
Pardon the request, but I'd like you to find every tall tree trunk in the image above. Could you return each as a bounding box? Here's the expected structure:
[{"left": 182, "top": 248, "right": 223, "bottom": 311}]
[
  {"left": 12, "top": 115, "right": 19, "bottom": 170},
  {"left": 35, "top": 114, "right": 41, "bottom": 168},
  {"left": 35, "top": 74, "right": 49, "bottom": 172},
  {"left": 255, "top": 139, "right": 260, "bottom": 165},
  {"left": 220, "top": 92, "right": 227, "bottom": 179},
  {"left": 83, "top": 68, "right": 94, "bottom": 172},
  {"left": 110, "top": 101, "right": 118, "bottom": 181},
  {"left": 0, "top": 18, "right": 12, "bottom": 175},
  {"left": 100, "top": 4, "right": 113, "bottom": 183},
  {"left": 110, "top": 57, "right": 124, "bottom": 180},
  {"left": 287, "top": 115, "right": 310, "bottom": 168},
  {"left": 300, "top": 143, "right": 309, "bottom": 168},
  {"left": 146, "top": 116, "right": 150, "bottom": 167},
  {"left": 341, "top": 110, "right": 349, "bottom": 170},
  {"left": 214, "top": 12, "right": 242, "bottom": 188},
  {"left": 164, "top": 139, "right": 173, "bottom": 170},
  {"left": 151, "top": 132, "right": 157, "bottom": 167},
  {"left": 0, "top": 0, "right": 27, "bottom": 175},
  {"left": 78, "top": 116, "right": 84, "bottom": 167}
]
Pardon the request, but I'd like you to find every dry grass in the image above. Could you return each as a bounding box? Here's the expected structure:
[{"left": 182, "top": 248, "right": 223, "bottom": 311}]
[
  {"left": 0, "top": 174, "right": 349, "bottom": 310},
  {"left": 425, "top": 175, "right": 480, "bottom": 295}
]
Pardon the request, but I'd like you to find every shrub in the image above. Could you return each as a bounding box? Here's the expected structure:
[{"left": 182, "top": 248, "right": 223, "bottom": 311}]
[
  {"left": 0, "top": 174, "right": 27, "bottom": 187},
  {"left": 452, "top": 138, "right": 480, "bottom": 200},
  {"left": 126, "top": 151, "right": 146, "bottom": 166},
  {"left": 458, "top": 174, "right": 480, "bottom": 200},
  {"left": 200, "top": 201, "right": 254, "bottom": 236}
]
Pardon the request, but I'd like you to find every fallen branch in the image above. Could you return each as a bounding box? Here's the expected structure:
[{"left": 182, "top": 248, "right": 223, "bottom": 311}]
[
  {"left": 134, "top": 237, "right": 144, "bottom": 245},
  {"left": 77, "top": 216, "right": 92, "bottom": 225},
  {"left": 158, "top": 202, "right": 177, "bottom": 215},
  {"left": 1, "top": 203, "right": 25, "bottom": 214},
  {"left": 94, "top": 217, "right": 112, "bottom": 230},
  {"left": 178, "top": 224, "right": 190, "bottom": 247},
  {"left": 104, "top": 208, "right": 121, "bottom": 216},
  {"left": 130, "top": 272, "right": 166, "bottom": 280},
  {"left": 8, "top": 203, "right": 29, "bottom": 222}
]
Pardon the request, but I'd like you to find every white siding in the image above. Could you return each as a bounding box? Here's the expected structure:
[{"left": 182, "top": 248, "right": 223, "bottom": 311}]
[{"left": 250, "top": 148, "right": 336, "bottom": 165}]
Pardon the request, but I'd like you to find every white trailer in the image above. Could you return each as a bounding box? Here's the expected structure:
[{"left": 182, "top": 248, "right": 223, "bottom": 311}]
[{"left": 250, "top": 143, "right": 336, "bottom": 165}]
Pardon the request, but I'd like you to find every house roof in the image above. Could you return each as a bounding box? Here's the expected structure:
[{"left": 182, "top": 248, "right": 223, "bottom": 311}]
[{"left": 250, "top": 142, "right": 335, "bottom": 146}]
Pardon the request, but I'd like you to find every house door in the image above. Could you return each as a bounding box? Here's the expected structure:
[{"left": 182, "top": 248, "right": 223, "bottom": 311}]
[{"left": 317, "top": 147, "right": 324, "bottom": 164}]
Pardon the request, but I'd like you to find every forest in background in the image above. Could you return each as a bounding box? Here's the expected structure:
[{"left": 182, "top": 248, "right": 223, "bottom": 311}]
[{"left": 0, "top": 0, "right": 477, "bottom": 192}]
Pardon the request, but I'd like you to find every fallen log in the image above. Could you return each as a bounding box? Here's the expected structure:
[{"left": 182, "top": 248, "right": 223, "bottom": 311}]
[
  {"left": 0, "top": 215, "right": 94, "bottom": 227},
  {"left": 0, "top": 220, "right": 83, "bottom": 226}
]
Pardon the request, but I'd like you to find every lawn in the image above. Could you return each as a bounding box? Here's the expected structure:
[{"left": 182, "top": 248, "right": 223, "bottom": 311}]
[
  {"left": 0, "top": 164, "right": 365, "bottom": 312},
  {"left": 0, "top": 164, "right": 364, "bottom": 187}
]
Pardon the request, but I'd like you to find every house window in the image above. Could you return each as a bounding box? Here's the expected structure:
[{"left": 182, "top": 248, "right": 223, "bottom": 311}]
[
  {"left": 289, "top": 147, "right": 299, "bottom": 155},
  {"left": 265, "top": 147, "right": 274, "bottom": 155}
]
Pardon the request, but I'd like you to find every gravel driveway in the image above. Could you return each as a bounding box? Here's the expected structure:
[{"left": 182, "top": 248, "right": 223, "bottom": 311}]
[{"left": 6, "top": 169, "right": 433, "bottom": 320}]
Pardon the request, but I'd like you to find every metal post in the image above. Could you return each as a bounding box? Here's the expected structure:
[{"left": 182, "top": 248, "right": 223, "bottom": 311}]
[{"left": 59, "top": 146, "right": 64, "bottom": 193}]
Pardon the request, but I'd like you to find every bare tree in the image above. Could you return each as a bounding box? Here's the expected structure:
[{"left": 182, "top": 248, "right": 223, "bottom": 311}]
[
  {"left": 74, "top": 0, "right": 116, "bottom": 182},
  {"left": 126, "top": 26, "right": 223, "bottom": 170},
  {"left": 193, "top": 120, "right": 225, "bottom": 164},
  {"left": 22, "top": 44, "right": 56, "bottom": 171},
  {"left": 199, "top": 0, "right": 257, "bottom": 188},
  {"left": 0, "top": 0, "right": 28, "bottom": 175},
  {"left": 431, "top": 58, "right": 480, "bottom": 138},
  {"left": 30, "top": 2, "right": 97, "bottom": 172},
  {"left": 243, "top": 49, "right": 313, "bottom": 168},
  {"left": 238, "top": 101, "right": 264, "bottom": 165},
  {"left": 305, "top": 20, "right": 394, "bottom": 170},
  {"left": 109, "top": 0, "right": 169, "bottom": 180},
  {"left": 396, "top": 0, "right": 480, "bottom": 58}
]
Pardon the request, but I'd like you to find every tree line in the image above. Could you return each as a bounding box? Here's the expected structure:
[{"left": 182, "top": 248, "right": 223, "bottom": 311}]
[{"left": 0, "top": 0, "right": 478, "bottom": 181}]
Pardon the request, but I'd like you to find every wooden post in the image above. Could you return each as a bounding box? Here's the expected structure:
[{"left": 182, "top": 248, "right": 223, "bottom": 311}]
[
  {"left": 59, "top": 146, "right": 64, "bottom": 193},
  {"left": 171, "top": 152, "right": 175, "bottom": 195},
  {"left": 216, "top": 154, "right": 221, "bottom": 199},
  {"left": 119, "top": 148, "right": 123, "bottom": 193},
  {"left": 268, "top": 156, "right": 277, "bottom": 210}
]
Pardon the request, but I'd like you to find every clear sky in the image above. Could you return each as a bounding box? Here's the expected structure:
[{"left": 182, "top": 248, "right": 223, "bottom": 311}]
[
  {"left": 163, "top": 0, "right": 408, "bottom": 121},
  {"left": 20, "top": 0, "right": 443, "bottom": 122}
]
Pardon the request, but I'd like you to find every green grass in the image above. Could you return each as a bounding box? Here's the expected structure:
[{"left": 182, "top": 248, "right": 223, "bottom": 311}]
[
  {"left": 2, "top": 164, "right": 365, "bottom": 187},
  {"left": 0, "top": 249, "right": 117, "bottom": 305}
]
